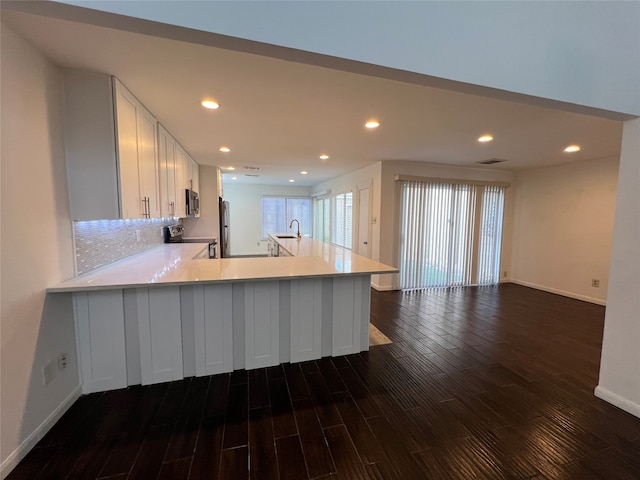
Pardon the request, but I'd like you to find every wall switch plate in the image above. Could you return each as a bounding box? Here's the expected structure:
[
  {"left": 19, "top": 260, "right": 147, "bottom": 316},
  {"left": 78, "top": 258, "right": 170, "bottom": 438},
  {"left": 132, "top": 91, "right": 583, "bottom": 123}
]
[{"left": 42, "top": 361, "right": 55, "bottom": 385}]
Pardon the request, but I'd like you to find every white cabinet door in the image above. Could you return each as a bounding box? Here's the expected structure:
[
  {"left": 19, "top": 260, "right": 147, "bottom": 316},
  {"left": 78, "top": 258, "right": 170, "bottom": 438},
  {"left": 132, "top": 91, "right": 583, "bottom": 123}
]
[
  {"left": 175, "top": 145, "right": 189, "bottom": 217},
  {"left": 114, "top": 79, "right": 160, "bottom": 219},
  {"left": 114, "top": 82, "right": 142, "bottom": 219},
  {"left": 158, "top": 125, "right": 177, "bottom": 217},
  {"left": 136, "top": 287, "right": 183, "bottom": 385},
  {"left": 332, "top": 276, "right": 371, "bottom": 356},
  {"left": 190, "top": 158, "right": 200, "bottom": 194},
  {"left": 245, "top": 282, "right": 280, "bottom": 369},
  {"left": 290, "top": 279, "right": 323, "bottom": 362},
  {"left": 74, "top": 291, "right": 127, "bottom": 394},
  {"left": 138, "top": 107, "right": 160, "bottom": 218},
  {"left": 217, "top": 166, "right": 223, "bottom": 198},
  {"left": 185, "top": 284, "right": 234, "bottom": 376}
]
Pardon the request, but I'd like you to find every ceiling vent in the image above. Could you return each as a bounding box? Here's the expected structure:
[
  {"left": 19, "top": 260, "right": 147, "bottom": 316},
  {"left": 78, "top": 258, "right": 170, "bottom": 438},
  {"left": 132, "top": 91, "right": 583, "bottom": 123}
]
[
  {"left": 243, "top": 166, "right": 260, "bottom": 170},
  {"left": 245, "top": 173, "right": 260, "bottom": 177},
  {"left": 476, "top": 158, "right": 508, "bottom": 165}
]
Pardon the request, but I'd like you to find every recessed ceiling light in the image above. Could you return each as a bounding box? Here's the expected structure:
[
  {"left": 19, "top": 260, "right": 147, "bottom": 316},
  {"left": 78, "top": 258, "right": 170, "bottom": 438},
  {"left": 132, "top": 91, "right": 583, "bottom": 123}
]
[
  {"left": 365, "top": 120, "right": 380, "bottom": 129},
  {"left": 288, "top": 179, "right": 295, "bottom": 183},
  {"left": 219, "top": 146, "right": 231, "bottom": 153},
  {"left": 227, "top": 166, "right": 235, "bottom": 171},
  {"left": 319, "top": 154, "right": 330, "bottom": 160},
  {"left": 564, "top": 145, "right": 581, "bottom": 153},
  {"left": 478, "top": 134, "right": 494, "bottom": 143},
  {"left": 300, "top": 171, "right": 308, "bottom": 175},
  {"left": 201, "top": 99, "right": 220, "bottom": 109},
  {"left": 231, "top": 176, "right": 237, "bottom": 180}
]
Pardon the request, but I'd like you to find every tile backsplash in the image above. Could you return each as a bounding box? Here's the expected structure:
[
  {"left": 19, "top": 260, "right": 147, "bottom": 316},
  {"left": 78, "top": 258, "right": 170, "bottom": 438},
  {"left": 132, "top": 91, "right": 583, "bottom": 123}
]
[{"left": 74, "top": 218, "right": 179, "bottom": 275}]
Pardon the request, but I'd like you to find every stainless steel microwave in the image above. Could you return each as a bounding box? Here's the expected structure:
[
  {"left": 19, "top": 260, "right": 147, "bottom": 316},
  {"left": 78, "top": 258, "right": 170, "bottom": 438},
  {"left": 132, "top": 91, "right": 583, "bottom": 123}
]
[{"left": 186, "top": 189, "right": 199, "bottom": 217}]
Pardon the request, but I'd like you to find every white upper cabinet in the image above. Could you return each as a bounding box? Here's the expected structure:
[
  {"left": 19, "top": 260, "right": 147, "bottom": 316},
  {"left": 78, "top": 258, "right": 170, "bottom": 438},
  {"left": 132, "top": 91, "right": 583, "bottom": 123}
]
[
  {"left": 190, "top": 158, "right": 200, "bottom": 194},
  {"left": 63, "top": 70, "right": 120, "bottom": 220},
  {"left": 113, "top": 79, "right": 159, "bottom": 219},
  {"left": 175, "top": 144, "right": 189, "bottom": 217},
  {"left": 63, "top": 71, "right": 192, "bottom": 220},
  {"left": 158, "top": 125, "right": 177, "bottom": 217}
]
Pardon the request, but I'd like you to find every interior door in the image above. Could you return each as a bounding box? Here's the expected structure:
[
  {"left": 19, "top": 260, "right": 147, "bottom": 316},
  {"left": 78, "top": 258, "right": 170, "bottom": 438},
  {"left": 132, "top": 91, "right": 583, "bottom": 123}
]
[{"left": 357, "top": 187, "right": 370, "bottom": 258}]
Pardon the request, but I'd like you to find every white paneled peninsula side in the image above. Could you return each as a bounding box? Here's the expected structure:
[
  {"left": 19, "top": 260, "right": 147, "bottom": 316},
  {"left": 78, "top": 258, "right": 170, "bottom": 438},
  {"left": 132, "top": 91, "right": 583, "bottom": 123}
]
[{"left": 49, "top": 238, "right": 397, "bottom": 393}]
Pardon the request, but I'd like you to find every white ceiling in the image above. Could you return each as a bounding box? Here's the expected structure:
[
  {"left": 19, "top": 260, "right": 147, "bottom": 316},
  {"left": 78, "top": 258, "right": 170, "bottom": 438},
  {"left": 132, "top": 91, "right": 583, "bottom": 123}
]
[{"left": 1, "top": 4, "right": 623, "bottom": 187}]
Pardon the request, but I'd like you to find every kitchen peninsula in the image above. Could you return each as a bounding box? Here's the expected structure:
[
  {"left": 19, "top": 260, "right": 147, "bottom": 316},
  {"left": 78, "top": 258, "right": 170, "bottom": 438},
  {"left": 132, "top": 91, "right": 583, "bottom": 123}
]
[{"left": 50, "top": 237, "right": 397, "bottom": 393}]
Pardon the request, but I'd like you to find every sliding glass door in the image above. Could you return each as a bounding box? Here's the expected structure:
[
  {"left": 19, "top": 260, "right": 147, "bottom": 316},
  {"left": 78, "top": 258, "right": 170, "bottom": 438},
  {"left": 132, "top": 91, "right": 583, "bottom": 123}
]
[{"left": 398, "top": 180, "right": 505, "bottom": 290}]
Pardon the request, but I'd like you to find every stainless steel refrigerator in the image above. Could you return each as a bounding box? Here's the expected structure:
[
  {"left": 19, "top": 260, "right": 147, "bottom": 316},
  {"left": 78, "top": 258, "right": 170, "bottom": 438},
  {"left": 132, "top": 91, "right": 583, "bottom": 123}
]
[{"left": 219, "top": 197, "right": 230, "bottom": 258}]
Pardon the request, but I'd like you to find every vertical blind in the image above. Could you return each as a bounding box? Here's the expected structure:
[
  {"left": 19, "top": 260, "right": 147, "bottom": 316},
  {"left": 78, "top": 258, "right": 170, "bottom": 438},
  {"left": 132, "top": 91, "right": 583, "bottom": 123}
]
[{"left": 399, "top": 180, "right": 505, "bottom": 290}]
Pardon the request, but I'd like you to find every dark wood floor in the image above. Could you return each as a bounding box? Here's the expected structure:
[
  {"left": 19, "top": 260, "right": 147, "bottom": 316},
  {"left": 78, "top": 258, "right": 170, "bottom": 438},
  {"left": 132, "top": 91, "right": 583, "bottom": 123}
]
[{"left": 9, "top": 284, "right": 640, "bottom": 480}]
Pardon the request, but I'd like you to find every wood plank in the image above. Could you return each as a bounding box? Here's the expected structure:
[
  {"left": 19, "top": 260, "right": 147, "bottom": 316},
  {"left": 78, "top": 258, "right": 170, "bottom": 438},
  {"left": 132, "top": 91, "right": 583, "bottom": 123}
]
[
  {"left": 292, "top": 398, "right": 336, "bottom": 478},
  {"left": 219, "top": 446, "right": 249, "bottom": 479},
  {"left": 275, "top": 435, "right": 308, "bottom": 480},
  {"left": 222, "top": 383, "right": 248, "bottom": 449},
  {"left": 248, "top": 407, "right": 278, "bottom": 480}
]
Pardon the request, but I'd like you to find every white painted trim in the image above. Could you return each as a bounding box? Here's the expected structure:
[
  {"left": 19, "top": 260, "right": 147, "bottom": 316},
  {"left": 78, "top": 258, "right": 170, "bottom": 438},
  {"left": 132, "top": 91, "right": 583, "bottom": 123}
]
[
  {"left": 510, "top": 279, "right": 606, "bottom": 306},
  {"left": 594, "top": 386, "right": 640, "bottom": 419},
  {"left": 370, "top": 281, "right": 395, "bottom": 292},
  {"left": 0, "top": 386, "right": 82, "bottom": 480}
]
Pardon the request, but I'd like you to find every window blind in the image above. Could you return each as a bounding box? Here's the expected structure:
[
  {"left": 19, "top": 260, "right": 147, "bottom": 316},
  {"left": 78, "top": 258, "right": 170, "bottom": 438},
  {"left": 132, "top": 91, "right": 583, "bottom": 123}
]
[
  {"left": 332, "top": 192, "right": 353, "bottom": 249},
  {"left": 261, "top": 197, "right": 312, "bottom": 238},
  {"left": 399, "top": 180, "right": 505, "bottom": 290}
]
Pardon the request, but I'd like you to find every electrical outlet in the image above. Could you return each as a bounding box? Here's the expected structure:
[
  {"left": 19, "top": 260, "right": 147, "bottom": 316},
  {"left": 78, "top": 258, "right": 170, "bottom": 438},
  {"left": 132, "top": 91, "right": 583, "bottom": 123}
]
[
  {"left": 135, "top": 230, "right": 141, "bottom": 242},
  {"left": 42, "top": 361, "right": 55, "bottom": 385},
  {"left": 503, "top": 271, "right": 508, "bottom": 278},
  {"left": 592, "top": 279, "right": 600, "bottom": 288},
  {"left": 58, "top": 353, "right": 68, "bottom": 369}
]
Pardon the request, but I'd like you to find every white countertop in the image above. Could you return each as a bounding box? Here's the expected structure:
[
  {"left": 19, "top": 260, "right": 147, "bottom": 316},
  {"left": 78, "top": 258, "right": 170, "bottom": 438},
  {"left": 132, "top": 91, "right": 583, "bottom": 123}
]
[{"left": 49, "top": 238, "right": 397, "bottom": 293}]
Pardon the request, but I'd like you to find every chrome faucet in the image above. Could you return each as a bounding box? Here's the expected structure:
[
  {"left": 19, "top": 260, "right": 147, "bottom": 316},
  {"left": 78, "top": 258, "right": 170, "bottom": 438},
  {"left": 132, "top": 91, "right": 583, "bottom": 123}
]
[{"left": 289, "top": 219, "right": 301, "bottom": 238}]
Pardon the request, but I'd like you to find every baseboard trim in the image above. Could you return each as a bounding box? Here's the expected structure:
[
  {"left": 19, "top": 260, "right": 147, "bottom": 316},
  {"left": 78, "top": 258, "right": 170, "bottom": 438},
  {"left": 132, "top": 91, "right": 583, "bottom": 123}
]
[
  {"left": 370, "top": 282, "right": 395, "bottom": 292},
  {"left": 1, "top": 385, "right": 82, "bottom": 479},
  {"left": 510, "top": 279, "right": 606, "bottom": 306},
  {"left": 594, "top": 386, "right": 640, "bottom": 419}
]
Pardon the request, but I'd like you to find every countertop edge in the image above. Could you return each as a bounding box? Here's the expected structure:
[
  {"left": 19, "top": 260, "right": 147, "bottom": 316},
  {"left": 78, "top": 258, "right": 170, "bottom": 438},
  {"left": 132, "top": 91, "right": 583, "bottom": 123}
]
[{"left": 49, "top": 239, "right": 398, "bottom": 293}]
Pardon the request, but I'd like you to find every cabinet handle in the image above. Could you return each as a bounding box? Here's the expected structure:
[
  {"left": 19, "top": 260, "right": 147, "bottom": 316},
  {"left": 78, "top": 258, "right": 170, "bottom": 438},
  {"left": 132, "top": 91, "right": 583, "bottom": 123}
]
[{"left": 142, "top": 197, "right": 150, "bottom": 218}]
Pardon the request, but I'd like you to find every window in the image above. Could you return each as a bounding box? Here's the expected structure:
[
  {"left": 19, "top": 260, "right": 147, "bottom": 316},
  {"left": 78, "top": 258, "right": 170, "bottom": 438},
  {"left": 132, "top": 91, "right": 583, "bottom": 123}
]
[
  {"left": 313, "top": 196, "right": 330, "bottom": 243},
  {"left": 332, "top": 192, "right": 353, "bottom": 249},
  {"left": 398, "top": 180, "right": 505, "bottom": 289},
  {"left": 261, "top": 196, "right": 312, "bottom": 238}
]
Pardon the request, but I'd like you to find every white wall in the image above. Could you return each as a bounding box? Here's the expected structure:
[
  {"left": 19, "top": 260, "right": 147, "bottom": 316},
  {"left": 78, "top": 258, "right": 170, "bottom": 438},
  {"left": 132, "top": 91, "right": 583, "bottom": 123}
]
[
  {"left": 596, "top": 119, "right": 640, "bottom": 418},
  {"left": 1, "top": 25, "right": 80, "bottom": 476},
  {"left": 58, "top": 1, "right": 640, "bottom": 117},
  {"left": 510, "top": 157, "right": 619, "bottom": 305},
  {"left": 222, "top": 183, "right": 312, "bottom": 256},
  {"left": 182, "top": 165, "right": 220, "bottom": 241}
]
